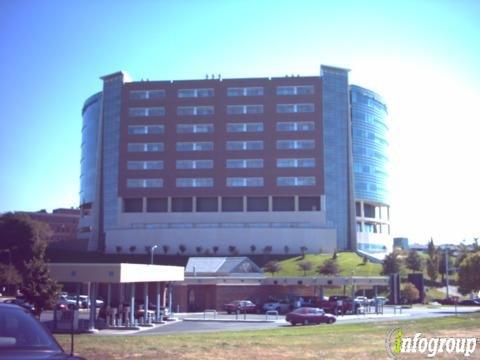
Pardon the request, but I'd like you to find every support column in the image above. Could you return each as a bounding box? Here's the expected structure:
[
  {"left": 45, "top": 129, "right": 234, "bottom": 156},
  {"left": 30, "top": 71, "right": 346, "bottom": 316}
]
[
  {"left": 156, "top": 282, "right": 161, "bottom": 322},
  {"left": 143, "top": 282, "right": 149, "bottom": 323},
  {"left": 168, "top": 283, "right": 173, "bottom": 314},
  {"left": 107, "top": 283, "right": 112, "bottom": 307},
  {"left": 130, "top": 283, "right": 136, "bottom": 326},
  {"left": 88, "top": 282, "right": 97, "bottom": 332}
]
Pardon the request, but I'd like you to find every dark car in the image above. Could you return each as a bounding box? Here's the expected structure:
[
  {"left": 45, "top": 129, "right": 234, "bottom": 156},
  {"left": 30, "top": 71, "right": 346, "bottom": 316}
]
[
  {"left": 223, "top": 300, "right": 257, "bottom": 314},
  {"left": 459, "top": 299, "right": 480, "bottom": 306},
  {"left": 0, "top": 303, "right": 86, "bottom": 359},
  {"left": 286, "top": 307, "right": 336, "bottom": 326}
]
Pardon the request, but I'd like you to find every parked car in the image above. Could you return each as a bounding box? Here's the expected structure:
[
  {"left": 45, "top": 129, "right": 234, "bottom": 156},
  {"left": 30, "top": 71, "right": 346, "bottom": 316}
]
[
  {"left": 0, "top": 302, "right": 86, "bottom": 359},
  {"left": 2, "top": 298, "right": 36, "bottom": 314},
  {"left": 223, "top": 300, "right": 257, "bottom": 314},
  {"left": 77, "top": 295, "right": 104, "bottom": 309},
  {"left": 286, "top": 307, "right": 336, "bottom": 326},
  {"left": 262, "top": 301, "right": 291, "bottom": 314},
  {"left": 432, "top": 297, "right": 456, "bottom": 305},
  {"left": 459, "top": 299, "right": 480, "bottom": 306}
]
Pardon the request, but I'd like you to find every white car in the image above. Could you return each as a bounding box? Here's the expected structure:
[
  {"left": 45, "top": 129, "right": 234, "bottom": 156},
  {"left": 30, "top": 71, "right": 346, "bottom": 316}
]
[{"left": 262, "top": 301, "right": 291, "bottom": 314}]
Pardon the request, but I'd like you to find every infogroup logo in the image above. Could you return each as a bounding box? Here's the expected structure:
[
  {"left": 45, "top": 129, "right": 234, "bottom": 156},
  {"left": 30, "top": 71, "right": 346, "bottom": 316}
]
[{"left": 385, "top": 328, "right": 478, "bottom": 358}]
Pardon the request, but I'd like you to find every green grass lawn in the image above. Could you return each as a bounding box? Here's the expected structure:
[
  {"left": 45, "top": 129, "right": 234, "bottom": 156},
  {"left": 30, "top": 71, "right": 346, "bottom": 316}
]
[
  {"left": 272, "top": 252, "right": 383, "bottom": 277},
  {"left": 55, "top": 312, "right": 480, "bottom": 360}
]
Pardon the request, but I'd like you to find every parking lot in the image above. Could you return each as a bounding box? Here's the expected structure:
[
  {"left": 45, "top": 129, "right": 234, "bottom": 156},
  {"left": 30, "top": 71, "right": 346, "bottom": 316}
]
[{"left": 78, "top": 305, "right": 480, "bottom": 336}]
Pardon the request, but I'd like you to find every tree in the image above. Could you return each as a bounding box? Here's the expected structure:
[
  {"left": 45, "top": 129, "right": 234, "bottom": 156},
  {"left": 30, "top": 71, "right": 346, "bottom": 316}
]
[
  {"left": 401, "top": 282, "right": 420, "bottom": 304},
  {"left": 250, "top": 245, "right": 256, "bottom": 254},
  {"left": 179, "top": 244, "right": 187, "bottom": 254},
  {"left": 405, "top": 250, "right": 423, "bottom": 273},
  {"left": 0, "top": 263, "right": 21, "bottom": 295},
  {"left": 455, "top": 243, "right": 469, "bottom": 267},
  {"left": 21, "top": 255, "right": 61, "bottom": 317},
  {"left": 362, "top": 255, "right": 368, "bottom": 265},
  {"left": 115, "top": 245, "right": 122, "bottom": 253},
  {"left": 317, "top": 259, "right": 340, "bottom": 276},
  {"left": 263, "top": 261, "right": 282, "bottom": 276},
  {"left": 129, "top": 245, "right": 136, "bottom": 253},
  {"left": 458, "top": 252, "right": 480, "bottom": 295},
  {"left": 297, "top": 260, "right": 312, "bottom": 276},
  {"left": 427, "top": 238, "right": 436, "bottom": 259},
  {"left": 300, "top": 246, "right": 308, "bottom": 259},
  {"left": 332, "top": 251, "right": 338, "bottom": 260},
  {"left": 426, "top": 255, "right": 440, "bottom": 283},
  {"left": 212, "top": 246, "right": 219, "bottom": 255},
  {"left": 284, "top": 245, "right": 290, "bottom": 254},
  {"left": 262, "top": 245, "right": 273, "bottom": 254},
  {"left": 228, "top": 245, "right": 237, "bottom": 255},
  {"left": 381, "top": 251, "right": 402, "bottom": 275},
  {"left": 0, "top": 213, "right": 51, "bottom": 271},
  {"left": 162, "top": 245, "right": 170, "bottom": 254},
  {"left": 195, "top": 246, "right": 203, "bottom": 255},
  {"left": 0, "top": 213, "right": 60, "bottom": 312}
]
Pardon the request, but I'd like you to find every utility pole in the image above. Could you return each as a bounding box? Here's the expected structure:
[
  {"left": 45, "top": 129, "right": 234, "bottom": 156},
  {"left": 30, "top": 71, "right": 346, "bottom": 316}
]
[{"left": 445, "top": 250, "right": 450, "bottom": 299}]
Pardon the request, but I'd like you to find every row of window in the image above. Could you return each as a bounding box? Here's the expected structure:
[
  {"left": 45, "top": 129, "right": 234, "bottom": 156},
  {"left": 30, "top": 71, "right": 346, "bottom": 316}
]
[
  {"left": 129, "top": 85, "right": 315, "bottom": 100},
  {"left": 128, "top": 103, "right": 315, "bottom": 117},
  {"left": 127, "top": 121, "right": 315, "bottom": 135},
  {"left": 127, "top": 158, "right": 316, "bottom": 170},
  {"left": 123, "top": 195, "right": 321, "bottom": 213},
  {"left": 127, "top": 140, "right": 315, "bottom": 152},
  {"left": 126, "top": 176, "right": 316, "bottom": 188}
]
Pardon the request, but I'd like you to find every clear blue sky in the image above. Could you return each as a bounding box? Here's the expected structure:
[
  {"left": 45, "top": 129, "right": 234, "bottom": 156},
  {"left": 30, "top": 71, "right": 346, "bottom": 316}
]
[{"left": 1, "top": 0, "right": 479, "bottom": 244}]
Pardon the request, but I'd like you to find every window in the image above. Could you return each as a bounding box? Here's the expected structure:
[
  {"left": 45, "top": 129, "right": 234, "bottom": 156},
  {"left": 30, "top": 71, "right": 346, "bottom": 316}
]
[
  {"left": 226, "top": 159, "right": 263, "bottom": 168},
  {"left": 247, "top": 197, "right": 268, "bottom": 211},
  {"left": 128, "top": 125, "right": 164, "bottom": 135},
  {"left": 172, "top": 198, "right": 193, "bottom": 212},
  {"left": 127, "top": 161, "right": 164, "bottom": 170},
  {"left": 273, "top": 196, "right": 294, "bottom": 211},
  {"left": 227, "top": 87, "right": 264, "bottom": 96},
  {"left": 299, "top": 196, "right": 321, "bottom": 211},
  {"left": 226, "top": 141, "right": 263, "bottom": 151},
  {"left": 127, "top": 178, "right": 163, "bottom": 188},
  {"left": 176, "top": 142, "right": 213, "bottom": 151},
  {"left": 177, "top": 106, "right": 214, "bottom": 116},
  {"left": 176, "top": 123, "right": 214, "bottom": 133},
  {"left": 196, "top": 197, "right": 218, "bottom": 212},
  {"left": 129, "top": 90, "right": 166, "bottom": 99},
  {"left": 226, "top": 177, "right": 264, "bottom": 187},
  {"left": 147, "top": 198, "right": 168, "bottom": 212},
  {"left": 276, "top": 158, "right": 315, "bottom": 168},
  {"left": 221, "top": 197, "right": 243, "bottom": 212},
  {"left": 176, "top": 178, "right": 213, "bottom": 187},
  {"left": 127, "top": 143, "right": 164, "bottom": 152},
  {"left": 227, "top": 104, "right": 264, "bottom": 114},
  {"left": 178, "top": 88, "right": 214, "bottom": 98},
  {"left": 129, "top": 107, "right": 165, "bottom": 117},
  {"left": 276, "top": 140, "right": 314, "bottom": 150},
  {"left": 124, "top": 198, "right": 143, "bottom": 212},
  {"left": 277, "top": 177, "right": 316, "bottom": 186},
  {"left": 276, "top": 103, "right": 314, "bottom": 113},
  {"left": 276, "top": 121, "right": 314, "bottom": 132},
  {"left": 277, "top": 85, "right": 314, "bottom": 95},
  {"left": 176, "top": 160, "right": 213, "bottom": 169},
  {"left": 226, "top": 122, "right": 264, "bottom": 132}
]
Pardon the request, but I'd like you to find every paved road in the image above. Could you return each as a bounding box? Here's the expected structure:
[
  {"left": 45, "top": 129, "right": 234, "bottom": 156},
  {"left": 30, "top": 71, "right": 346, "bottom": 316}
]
[{"left": 132, "top": 306, "right": 480, "bottom": 336}]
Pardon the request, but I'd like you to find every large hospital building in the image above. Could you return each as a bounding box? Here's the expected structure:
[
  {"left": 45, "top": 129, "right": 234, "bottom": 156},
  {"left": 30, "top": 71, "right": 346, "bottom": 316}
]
[{"left": 78, "top": 65, "right": 390, "bottom": 256}]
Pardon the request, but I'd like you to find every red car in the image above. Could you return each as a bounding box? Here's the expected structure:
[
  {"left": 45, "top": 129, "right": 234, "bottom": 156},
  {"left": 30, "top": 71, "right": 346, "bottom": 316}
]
[
  {"left": 286, "top": 307, "right": 336, "bottom": 326},
  {"left": 223, "top": 300, "right": 257, "bottom": 314}
]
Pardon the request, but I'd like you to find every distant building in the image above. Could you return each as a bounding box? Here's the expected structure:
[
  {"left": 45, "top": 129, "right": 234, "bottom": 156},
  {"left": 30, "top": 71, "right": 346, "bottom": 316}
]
[
  {"left": 20, "top": 208, "right": 81, "bottom": 248},
  {"left": 393, "top": 237, "right": 409, "bottom": 250},
  {"left": 409, "top": 243, "right": 428, "bottom": 252},
  {"left": 79, "top": 65, "right": 390, "bottom": 256}
]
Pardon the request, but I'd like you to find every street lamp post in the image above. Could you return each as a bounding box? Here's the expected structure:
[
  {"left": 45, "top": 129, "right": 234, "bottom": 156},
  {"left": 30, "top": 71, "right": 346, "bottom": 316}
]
[{"left": 150, "top": 245, "right": 158, "bottom": 265}]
